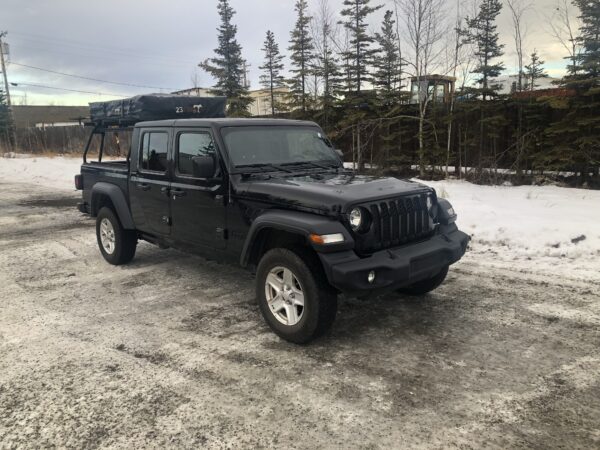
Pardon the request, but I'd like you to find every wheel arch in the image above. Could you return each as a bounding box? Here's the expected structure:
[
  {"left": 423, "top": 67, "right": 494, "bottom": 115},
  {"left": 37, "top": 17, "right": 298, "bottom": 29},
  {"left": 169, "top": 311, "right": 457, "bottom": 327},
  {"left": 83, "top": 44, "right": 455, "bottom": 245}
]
[
  {"left": 240, "top": 210, "right": 354, "bottom": 269},
  {"left": 91, "top": 182, "right": 135, "bottom": 229}
]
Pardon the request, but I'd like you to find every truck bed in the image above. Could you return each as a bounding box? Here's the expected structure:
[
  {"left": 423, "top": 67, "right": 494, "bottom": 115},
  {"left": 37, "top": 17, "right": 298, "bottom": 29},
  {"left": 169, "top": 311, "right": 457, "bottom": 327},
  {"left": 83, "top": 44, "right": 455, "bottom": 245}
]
[{"left": 80, "top": 161, "right": 129, "bottom": 214}]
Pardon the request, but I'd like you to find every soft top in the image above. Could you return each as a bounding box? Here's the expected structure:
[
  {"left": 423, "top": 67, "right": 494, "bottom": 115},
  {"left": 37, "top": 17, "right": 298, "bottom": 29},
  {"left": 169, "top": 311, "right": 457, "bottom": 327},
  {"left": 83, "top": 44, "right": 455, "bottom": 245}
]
[{"left": 89, "top": 94, "right": 227, "bottom": 126}]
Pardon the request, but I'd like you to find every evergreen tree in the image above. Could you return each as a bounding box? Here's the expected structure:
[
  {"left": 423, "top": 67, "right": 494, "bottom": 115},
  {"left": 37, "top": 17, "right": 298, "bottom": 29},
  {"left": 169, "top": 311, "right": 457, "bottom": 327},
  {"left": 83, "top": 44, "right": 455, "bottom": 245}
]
[
  {"left": 259, "top": 30, "right": 286, "bottom": 116},
  {"left": 288, "top": 0, "right": 314, "bottom": 113},
  {"left": 372, "top": 10, "right": 402, "bottom": 106},
  {"left": 465, "top": 0, "right": 505, "bottom": 100},
  {"left": 339, "top": 0, "right": 383, "bottom": 93},
  {"left": 544, "top": 0, "right": 600, "bottom": 183},
  {"left": 571, "top": 0, "right": 600, "bottom": 83},
  {"left": 524, "top": 51, "right": 548, "bottom": 91},
  {"left": 200, "top": 0, "right": 252, "bottom": 117}
]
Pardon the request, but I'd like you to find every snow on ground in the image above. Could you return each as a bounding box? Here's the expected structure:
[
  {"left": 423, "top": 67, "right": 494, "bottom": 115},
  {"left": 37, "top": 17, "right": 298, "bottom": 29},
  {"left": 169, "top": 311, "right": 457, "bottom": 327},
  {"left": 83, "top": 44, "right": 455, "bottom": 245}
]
[
  {"left": 420, "top": 179, "right": 600, "bottom": 279},
  {"left": 2, "top": 155, "right": 598, "bottom": 279},
  {"left": 0, "top": 155, "right": 82, "bottom": 191}
]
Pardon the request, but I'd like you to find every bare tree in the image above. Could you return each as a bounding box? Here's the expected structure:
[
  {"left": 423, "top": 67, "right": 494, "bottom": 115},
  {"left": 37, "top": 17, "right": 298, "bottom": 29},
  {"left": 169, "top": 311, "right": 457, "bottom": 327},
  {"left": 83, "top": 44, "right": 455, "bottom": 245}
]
[
  {"left": 393, "top": 1, "right": 404, "bottom": 90},
  {"left": 396, "top": 0, "right": 448, "bottom": 177},
  {"left": 190, "top": 68, "right": 202, "bottom": 90},
  {"left": 506, "top": 0, "right": 531, "bottom": 178},
  {"left": 545, "top": 0, "right": 582, "bottom": 75},
  {"left": 506, "top": 0, "right": 530, "bottom": 91},
  {"left": 445, "top": 0, "right": 467, "bottom": 178},
  {"left": 310, "top": 0, "right": 341, "bottom": 119}
]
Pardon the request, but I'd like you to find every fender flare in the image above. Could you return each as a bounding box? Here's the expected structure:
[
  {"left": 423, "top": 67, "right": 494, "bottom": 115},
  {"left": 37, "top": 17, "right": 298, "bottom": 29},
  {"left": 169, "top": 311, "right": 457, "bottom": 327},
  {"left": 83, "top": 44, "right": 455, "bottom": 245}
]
[
  {"left": 240, "top": 209, "right": 354, "bottom": 267},
  {"left": 91, "top": 182, "right": 135, "bottom": 230}
]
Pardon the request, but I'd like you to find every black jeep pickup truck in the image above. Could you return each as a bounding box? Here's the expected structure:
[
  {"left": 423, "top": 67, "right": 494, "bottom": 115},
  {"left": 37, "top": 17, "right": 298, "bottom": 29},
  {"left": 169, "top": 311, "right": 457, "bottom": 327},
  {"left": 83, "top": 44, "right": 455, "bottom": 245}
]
[{"left": 76, "top": 116, "right": 468, "bottom": 343}]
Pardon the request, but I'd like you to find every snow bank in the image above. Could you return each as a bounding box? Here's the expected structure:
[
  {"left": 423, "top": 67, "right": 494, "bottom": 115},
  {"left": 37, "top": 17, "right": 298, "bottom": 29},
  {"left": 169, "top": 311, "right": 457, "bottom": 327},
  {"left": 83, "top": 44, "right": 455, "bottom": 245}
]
[{"left": 419, "top": 179, "right": 600, "bottom": 277}]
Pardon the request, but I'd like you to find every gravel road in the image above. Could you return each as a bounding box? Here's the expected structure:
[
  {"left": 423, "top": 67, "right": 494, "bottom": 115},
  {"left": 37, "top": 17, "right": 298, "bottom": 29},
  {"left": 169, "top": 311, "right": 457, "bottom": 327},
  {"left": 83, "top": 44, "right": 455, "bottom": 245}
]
[{"left": 1, "top": 181, "right": 599, "bottom": 449}]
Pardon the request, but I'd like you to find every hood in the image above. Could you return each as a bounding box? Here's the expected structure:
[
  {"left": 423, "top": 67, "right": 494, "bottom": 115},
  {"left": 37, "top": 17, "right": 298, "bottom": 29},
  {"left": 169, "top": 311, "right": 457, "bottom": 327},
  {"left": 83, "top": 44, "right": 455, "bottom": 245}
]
[{"left": 234, "top": 171, "right": 432, "bottom": 214}]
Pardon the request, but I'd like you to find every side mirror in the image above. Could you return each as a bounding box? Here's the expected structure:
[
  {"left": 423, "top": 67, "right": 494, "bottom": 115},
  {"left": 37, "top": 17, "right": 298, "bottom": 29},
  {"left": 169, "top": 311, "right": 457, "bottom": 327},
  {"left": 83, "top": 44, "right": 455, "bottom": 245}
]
[
  {"left": 192, "top": 154, "right": 215, "bottom": 179},
  {"left": 335, "top": 149, "right": 344, "bottom": 160}
]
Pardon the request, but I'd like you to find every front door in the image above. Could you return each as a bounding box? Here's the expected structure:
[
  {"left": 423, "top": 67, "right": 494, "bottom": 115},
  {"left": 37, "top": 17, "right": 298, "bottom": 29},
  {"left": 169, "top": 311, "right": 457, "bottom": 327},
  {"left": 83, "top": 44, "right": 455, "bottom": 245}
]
[
  {"left": 129, "top": 128, "right": 171, "bottom": 236},
  {"left": 170, "top": 128, "right": 226, "bottom": 249}
]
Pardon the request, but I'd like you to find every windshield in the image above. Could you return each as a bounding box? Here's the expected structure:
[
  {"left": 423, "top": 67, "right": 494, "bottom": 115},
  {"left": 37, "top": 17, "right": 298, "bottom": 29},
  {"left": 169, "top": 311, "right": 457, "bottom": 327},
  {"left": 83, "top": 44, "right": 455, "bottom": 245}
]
[{"left": 221, "top": 126, "right": 340, "bottom": 169}]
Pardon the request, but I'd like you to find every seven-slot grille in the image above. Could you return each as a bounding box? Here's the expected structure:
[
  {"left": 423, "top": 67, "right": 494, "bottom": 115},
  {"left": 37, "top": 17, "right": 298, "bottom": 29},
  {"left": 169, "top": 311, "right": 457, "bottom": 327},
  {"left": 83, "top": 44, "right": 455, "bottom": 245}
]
[{"left": 357, "top": 194, "right": 433, "bottom": 253}]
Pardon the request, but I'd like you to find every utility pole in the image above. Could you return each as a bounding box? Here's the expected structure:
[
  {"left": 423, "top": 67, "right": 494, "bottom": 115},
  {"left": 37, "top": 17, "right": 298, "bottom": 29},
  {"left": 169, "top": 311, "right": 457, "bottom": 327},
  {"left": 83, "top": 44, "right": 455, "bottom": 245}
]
[{"left": 0, "top": 31, "right": 17, "bottom": 150}]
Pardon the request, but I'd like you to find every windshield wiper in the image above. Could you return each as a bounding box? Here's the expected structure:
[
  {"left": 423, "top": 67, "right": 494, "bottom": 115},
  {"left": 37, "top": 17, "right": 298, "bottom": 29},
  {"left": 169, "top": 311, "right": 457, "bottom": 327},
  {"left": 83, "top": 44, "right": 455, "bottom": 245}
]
[
  {"left": 281, "top": 161, "right": 341, "bottom": 171},
  {"left": 235, "top": 163, "right": 293, "bottom": 173}
]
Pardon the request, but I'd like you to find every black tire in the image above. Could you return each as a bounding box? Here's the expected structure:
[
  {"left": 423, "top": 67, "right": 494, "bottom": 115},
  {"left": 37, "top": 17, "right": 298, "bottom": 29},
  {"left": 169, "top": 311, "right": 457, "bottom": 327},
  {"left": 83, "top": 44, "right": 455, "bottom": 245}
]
[
  {"left": 96, "top": 207, "right": 137, "bottom": 265},
  {"left": 256, "top": 248, "right": 337, "bottom": 344},
  {"left": 398, "top": 265, "right": 449, "bottom": 296}
]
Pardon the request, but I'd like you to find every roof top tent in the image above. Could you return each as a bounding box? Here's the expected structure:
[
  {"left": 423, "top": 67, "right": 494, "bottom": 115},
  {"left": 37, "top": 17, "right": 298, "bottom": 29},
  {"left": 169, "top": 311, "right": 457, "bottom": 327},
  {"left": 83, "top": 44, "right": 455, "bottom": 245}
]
[{"left": 83, "top": 94, "right": 227, "bottom": 163}]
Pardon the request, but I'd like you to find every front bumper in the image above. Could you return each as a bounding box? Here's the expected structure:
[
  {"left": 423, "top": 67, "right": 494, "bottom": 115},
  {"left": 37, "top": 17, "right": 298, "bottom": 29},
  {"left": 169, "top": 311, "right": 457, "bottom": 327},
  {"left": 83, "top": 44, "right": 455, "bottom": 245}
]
[{"left": 318, "top": 224, "right": 469, "bottom": 295}]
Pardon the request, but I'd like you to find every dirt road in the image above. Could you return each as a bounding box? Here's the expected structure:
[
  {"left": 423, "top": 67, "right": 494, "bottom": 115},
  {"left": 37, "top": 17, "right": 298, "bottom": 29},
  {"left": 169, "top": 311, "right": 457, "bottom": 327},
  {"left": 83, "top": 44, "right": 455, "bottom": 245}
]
[{"left": 1, "top": 181, "right": 599, "bottom": 449}]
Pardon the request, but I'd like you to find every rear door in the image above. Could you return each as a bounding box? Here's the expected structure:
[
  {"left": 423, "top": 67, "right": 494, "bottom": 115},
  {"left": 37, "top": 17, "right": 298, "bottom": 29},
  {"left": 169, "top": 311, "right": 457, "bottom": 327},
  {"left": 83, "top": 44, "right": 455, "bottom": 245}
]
[
  {"left": 129, "top": 128, "right": 171, "bottom": 236},
  {"left": 170, "top": 128, "right": 227, "bottom": 249}
]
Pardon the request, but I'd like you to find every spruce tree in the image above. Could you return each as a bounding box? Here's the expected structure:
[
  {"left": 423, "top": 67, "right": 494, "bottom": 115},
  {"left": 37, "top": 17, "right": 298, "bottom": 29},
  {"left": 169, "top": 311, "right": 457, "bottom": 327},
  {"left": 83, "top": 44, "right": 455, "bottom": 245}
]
[
  {"left": 545, "top": 0, "right": 600, "bottom": 183},
  {"left": 571, "top": 0, "right": 600, "bottom": 84},
  {"left": 339, "top": 0, "right": 383, "bottom": 93},
  {"left": 372, "top": 10, "right": 402, "bottom": 106},
  {"left": 465, "top": 0, "right": 505, "bottom": 100},
  {"left": 259, "top": 30, "right": 286, "bottom": 116},
  {"left": 524, "top": 51, "right": 548, "bottom": 91},
  {"left": 200, "top": 0, "right": 252, "bottom": 117},
  {"left": 288, "top": 0, "right": 314, "bottom": 113},
  {"left": 463, "top": 0, "right": 505, "bottom": 175}
]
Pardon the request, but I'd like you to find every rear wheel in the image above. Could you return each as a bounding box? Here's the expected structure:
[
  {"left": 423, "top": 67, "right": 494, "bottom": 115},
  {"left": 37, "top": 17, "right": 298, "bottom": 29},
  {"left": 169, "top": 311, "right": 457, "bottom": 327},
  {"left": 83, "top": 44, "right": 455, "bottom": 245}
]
[
  {"left": 256, "top": 248, "right": 337, "bottom": 344},
  {"left": 398, "top": 265, "right": 449, "bottom": 296},
  {"left": 96, "top": 207, "right": 137, "bottom": 265}
]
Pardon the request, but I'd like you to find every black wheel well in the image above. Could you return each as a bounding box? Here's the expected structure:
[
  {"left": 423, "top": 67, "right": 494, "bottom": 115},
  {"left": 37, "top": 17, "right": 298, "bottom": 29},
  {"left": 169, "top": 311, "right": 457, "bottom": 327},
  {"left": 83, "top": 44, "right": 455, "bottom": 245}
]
[
  {"left": 247, "top": 228, "right": 312, "bottom": 269},
  {"left": 91, "top": 193, "right": 115, "bottom": 217}
]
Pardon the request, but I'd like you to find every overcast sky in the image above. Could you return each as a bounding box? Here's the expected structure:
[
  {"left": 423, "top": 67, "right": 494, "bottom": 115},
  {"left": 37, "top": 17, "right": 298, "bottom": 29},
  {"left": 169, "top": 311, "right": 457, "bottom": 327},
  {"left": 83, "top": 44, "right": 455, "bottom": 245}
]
[{"left": 3, "top": 0, "right": 579, "bottom": 106}]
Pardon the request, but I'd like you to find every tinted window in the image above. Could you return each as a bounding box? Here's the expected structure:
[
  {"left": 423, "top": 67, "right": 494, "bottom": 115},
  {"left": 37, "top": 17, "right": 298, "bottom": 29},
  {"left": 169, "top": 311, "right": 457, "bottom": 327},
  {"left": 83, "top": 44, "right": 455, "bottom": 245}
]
[
  {"left": 221, "top": 126, "right": 339, "bottom": 168},
  {"left": 140, "top": 132, "right": 168, "bottom": 172},
  {"left": 177, "top": 132, "right": 216, "bottom": 176}
]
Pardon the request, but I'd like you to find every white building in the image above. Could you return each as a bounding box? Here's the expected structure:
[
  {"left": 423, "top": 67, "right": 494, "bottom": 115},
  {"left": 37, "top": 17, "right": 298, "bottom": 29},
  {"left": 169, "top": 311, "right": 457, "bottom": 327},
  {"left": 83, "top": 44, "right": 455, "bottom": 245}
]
[
  {"left": 492, "top": 75, "right": 558, "bottom": 95},
  {"left": 247, "top": 87, "right": 291, "bottom": 116},
  {"left": 171, "top": 87, "right": 213, "bottom": 97}
]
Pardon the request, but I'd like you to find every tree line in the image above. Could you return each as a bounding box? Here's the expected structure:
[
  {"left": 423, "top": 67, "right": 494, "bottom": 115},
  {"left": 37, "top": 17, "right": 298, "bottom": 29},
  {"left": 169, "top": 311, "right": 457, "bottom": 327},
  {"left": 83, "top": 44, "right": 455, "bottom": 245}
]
[
  {"left": 1, "top": 0, "right": 597, "bottom": 186},
  {"left": 199, "top": 0, "right": 599, "bottom": 186}
]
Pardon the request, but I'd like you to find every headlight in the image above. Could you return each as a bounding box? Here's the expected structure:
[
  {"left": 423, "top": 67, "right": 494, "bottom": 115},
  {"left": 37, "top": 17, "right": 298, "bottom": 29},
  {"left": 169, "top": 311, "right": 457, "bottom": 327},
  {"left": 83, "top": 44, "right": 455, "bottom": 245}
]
[
  {"left": 436, "top": 198, "right": 456, "bottom": 225},
  {"left": 349, "top": 208, "right": 363, "bottom": 231},
  {"left": 426, "top": 193, "right": 438, "bottom": 218}
]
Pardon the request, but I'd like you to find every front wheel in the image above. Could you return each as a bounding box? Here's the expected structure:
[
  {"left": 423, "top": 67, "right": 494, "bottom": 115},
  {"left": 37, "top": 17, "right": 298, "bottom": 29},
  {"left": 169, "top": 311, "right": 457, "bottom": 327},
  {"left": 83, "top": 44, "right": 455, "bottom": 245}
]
[
  {"left": 96, "top": 207, "right": 137, "bottom": 265},
  {"left": 256, "top": 248, "right": 337, "bottom": 344},
  {"left": 397, "top": 265, "right": 449, "bottom": 296}
]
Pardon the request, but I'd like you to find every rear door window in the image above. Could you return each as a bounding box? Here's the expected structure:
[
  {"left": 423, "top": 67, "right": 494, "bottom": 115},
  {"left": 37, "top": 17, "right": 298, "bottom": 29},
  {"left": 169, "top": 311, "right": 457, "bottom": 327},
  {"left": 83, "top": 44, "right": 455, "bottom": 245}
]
[{"left": 140, "top": 132, "right": 169, "bottom": 172}]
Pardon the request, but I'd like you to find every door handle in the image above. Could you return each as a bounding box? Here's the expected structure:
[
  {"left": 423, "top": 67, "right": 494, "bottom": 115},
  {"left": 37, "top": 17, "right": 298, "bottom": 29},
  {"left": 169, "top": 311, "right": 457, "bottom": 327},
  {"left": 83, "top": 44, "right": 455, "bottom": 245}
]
[
  {"left": 160, "top": 186, "right": 170, "bottom": 196},
  {"left": 171, "top": 189, "right": 187, "bottom": 198},
  {"left": 137, "top": 183, "right": 151, "bottom": 191}
]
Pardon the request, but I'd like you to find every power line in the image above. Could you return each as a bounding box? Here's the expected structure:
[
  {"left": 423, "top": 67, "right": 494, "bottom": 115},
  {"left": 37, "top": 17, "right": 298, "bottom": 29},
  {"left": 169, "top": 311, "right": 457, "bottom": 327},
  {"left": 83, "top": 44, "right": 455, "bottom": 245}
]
[
  {"left": 10, "top": 81, "right": 129, "bottom": 97},
  {"left": 11, "top": 62, "right": 180, "bottom": 90},
  {"left": 10, "top": 41, "right": 193, "bottom": 69}
]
